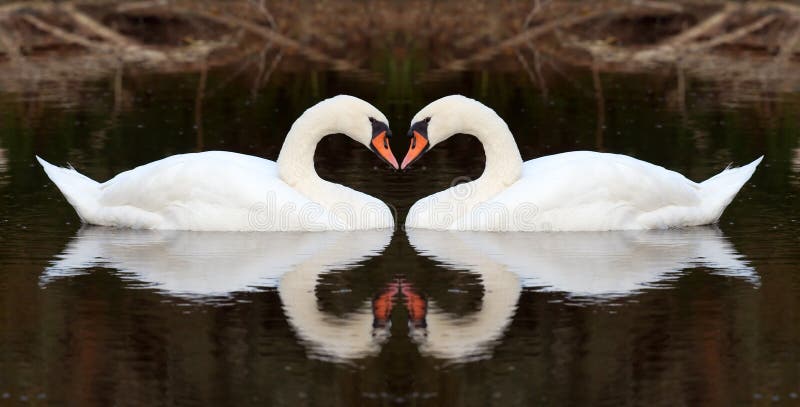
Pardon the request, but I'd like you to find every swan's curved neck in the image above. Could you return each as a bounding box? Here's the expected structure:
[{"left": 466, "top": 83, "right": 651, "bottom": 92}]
[
  {"left": 470, "top": 116, "right": 522, "bottom": 185},
  {"left": 276, "top": 107, "right": 339, "bottom": 187},
  {"left": 454, "top": 106, "right": 523, "bottom": 199}
]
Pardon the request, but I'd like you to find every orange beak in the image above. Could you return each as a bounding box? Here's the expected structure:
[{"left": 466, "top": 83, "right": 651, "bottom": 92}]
[
  {"left": 401, "top": 131, "right": 429, "bottom": 170},
  {"left": 371, "top": 131, "right": 399, "bottom": 169},
  {"left": 372, "top": 281, "right": 399, "bottom": 326},
  {"left": 401, "top": 281, "right": 427, "bottom": 328}
]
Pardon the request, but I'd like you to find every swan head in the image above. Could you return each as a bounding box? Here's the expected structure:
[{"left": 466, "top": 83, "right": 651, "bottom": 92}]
[
  {"left": 401, "top": 95, "right": 491, "bottom": 170},
  {"left": 321, "top": 95, "right": 399, "bottom": 169}
]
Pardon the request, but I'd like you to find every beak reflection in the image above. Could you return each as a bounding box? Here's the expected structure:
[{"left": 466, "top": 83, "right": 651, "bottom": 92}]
[{"left": 371, "top": 278, "right": 428, "bottom": 330}]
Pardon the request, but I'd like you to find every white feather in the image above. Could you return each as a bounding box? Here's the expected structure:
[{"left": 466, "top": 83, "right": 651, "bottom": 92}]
[
  {"left": 406, "top": 96, "right": 762, "bottom": 231},
  {"left": 38, "top": 96, "right": 395, "bottom": 231}
]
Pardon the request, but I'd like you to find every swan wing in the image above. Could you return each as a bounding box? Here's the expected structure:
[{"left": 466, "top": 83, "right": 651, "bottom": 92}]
[
  {"left": 95, "top": 151, "right": 315, "bottom": 230},
  {"left": 483, "top": 151, "right": 702, "bottom": 230},
  {"left": 517, "top": 151, "right": 700, "bottom": 210}
]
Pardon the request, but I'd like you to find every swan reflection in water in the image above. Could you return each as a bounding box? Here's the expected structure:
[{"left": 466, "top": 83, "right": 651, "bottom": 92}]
[
  {"left": 0, "top": 147, "right": 8, "bottom": 187},
  {"left": 42, "top": 226, "right": 759, "bottom": 363},
  {"left": 406, "top": 227, "right": 758, "bottom": 361},
  {"left": 42, "top": 227, "right": 392, "bottom": 361}
]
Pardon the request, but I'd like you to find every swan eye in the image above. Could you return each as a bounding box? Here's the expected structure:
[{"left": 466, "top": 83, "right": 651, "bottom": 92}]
[
  {"left": 424, "top": 117, "right": 431, "bottom": 123},
  {"left": 369, "top": 117, "right": 376, "bottom": 123}
]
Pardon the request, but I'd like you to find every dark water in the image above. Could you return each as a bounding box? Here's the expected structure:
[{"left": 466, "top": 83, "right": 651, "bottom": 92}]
[{"left": 0, "top": 65, "right": 799, "bottom": 406}]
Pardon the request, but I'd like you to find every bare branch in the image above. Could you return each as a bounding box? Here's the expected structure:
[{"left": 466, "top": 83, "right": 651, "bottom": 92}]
[
  {"left": 665, "top": 4, "right": 735, "bottom": 46},
  {"left": 689, "top": 14, "right": 778, "bottom": 52},
  {"left": 522, "top": 0, "right": 551, "bottom": 29},
  {"left": 22, "top": 14, "right": 110, "bottom": 52},
  {"left": 439, "top": 8, "right": 615, "bottom": 71},
  {"left": 776, "top": 25, "right": 800, "bottom": 64},
  {"left": 515, "top": 50, "right": 538, "bottom": 86},
  {"left": 249, "top": 0, "right": 278, "bottom": 28},
  {"left": 62, "top": 3, "right": 134, "bottom": 47},
  {"left": 169, "top": 5, "right": 362, "bottom": 72},
  {"left": 0, "top": 25, "right": 23, "bottom": 62}
]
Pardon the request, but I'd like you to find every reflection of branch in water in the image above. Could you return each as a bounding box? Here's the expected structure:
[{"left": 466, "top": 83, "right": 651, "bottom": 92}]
[
  {"left": 592, "top": 62, "right": 605, "bottom": 151},
  {"left": 676, "top": 65, "right": 688, "bottom": 127},
  {"left": 516, "top": 50, "right": 538, "bottom": 88},
  {"left": 255, "top": 51, "right": 283, "bottom": 97},
  {"left": 528, "top": 44, "right": 549, "bottom": 100},
  {"left": 209, "top": 51, "right": 261, "bottom": 98},
  {"left": 543, "top": 55, "right": 585, "bottom": 94},
  {"left": 112, "top": 65, "right": 123, "bottom": 119},
  {"left": 195, "top": 65, "right": 207, "bottom": 152},
  {"left": 250, "top": 44, "right": 273, "bottom": 97}
]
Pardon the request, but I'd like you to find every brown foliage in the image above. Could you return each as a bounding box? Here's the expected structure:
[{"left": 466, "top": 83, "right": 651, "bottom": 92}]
[{"left": 0, "top": 0, "right": 798, "bottom": 97}]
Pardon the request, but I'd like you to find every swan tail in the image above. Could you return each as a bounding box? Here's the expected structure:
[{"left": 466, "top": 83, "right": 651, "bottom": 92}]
[
  {"left": 37, "top": 156, "right": 101, "bottom": 223},
  {"left": 699, "top": 156, "right": 762, "bottom": 222}
]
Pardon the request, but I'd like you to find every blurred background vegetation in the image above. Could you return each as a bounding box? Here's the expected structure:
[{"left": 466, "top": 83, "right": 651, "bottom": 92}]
[{"left": 0, "top": 0, "right": 799, "bottom": 104}]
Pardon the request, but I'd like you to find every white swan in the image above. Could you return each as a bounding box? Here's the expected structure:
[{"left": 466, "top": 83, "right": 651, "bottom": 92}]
[
  {"left": 37, "top": 95, "right": 399, "bottom": 231},
  {"left": 401, "top": 95, "right": 762, "bottom": 231},
  {"left": 406, "top": 227, "right": 757, "bottom": 361},
  {"left": 42, "top": 227, "right": 393, "bottom": 361}
]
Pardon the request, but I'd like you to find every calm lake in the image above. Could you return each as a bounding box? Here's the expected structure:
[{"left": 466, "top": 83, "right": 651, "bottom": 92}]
[{"left": 0, "top": 61, "right": 799, "bottom": 406}]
